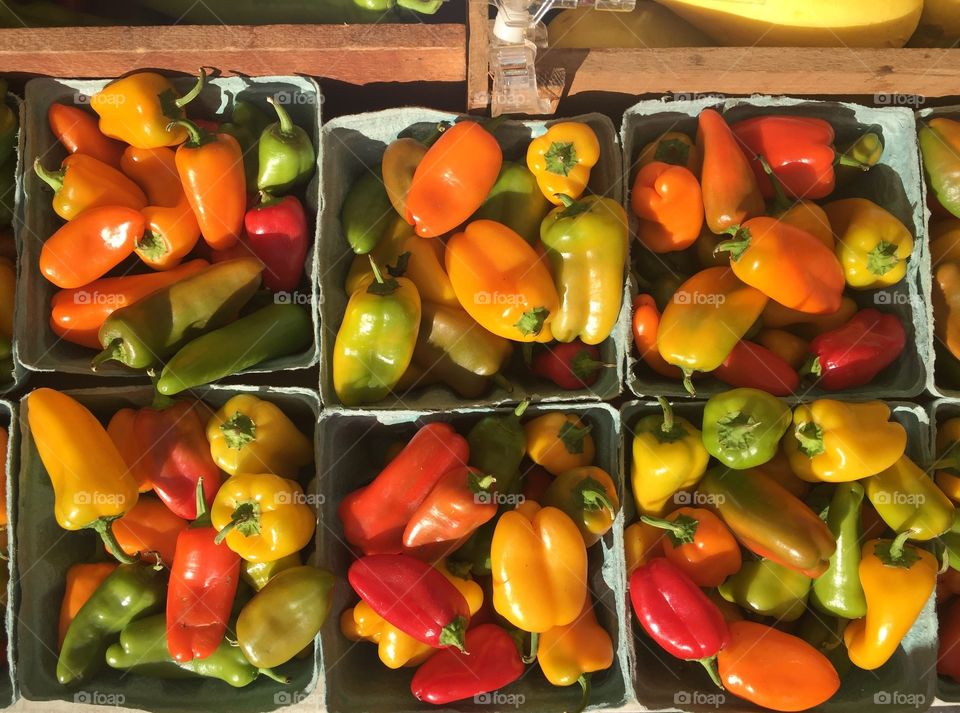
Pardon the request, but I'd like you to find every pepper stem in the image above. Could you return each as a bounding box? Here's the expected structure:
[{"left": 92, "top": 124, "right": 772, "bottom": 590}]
[
  {"left": 90, "top": 339, "right": 123, "bottom": 371},
  {"left": 33, "top": 158, "right": 64, "bottom": 192},
  {"left": 369, "top": 255, "right": 384, "bottom": 283},
  {"left": 578, "top": 477, "right": 615, "bottom": 514},
  {"left": 492, "top": 373, "right": 514, "bottom": 394},
  {"left": 757, "top": 154, "right": 792, "bottom": 214},
  {"left": 640, "top": 514, "right": 699, "bottom": 546},
  {"left": 568, "top": 674, "right": 591, "bottom": 713},
  {"left": 189, "top": 477, "right": 212, "bottom": 529},
  {"left": 554, "top": 193, "right": 575, "bottom": 208},
  {"left": 713, "top": 232, "right": 751, "bottom": 262},
  {"left": 837, "top": 153, "right": 870, "bottom": 171},
  {"left": 698, "top": 656, "right": 724, "bottom": 690},
  {"left": 514, "top": 399, "right": 530, "bottom": 418},
  {"left": 682, "top": 369, "right": 696, "bottom": 396},
  {"left": 93, "top": 518, "right": 139, "bottom": 565},
  {"left": 794, "top": 421, "right": 825, "bottom": 457},
  {"left": 438, "top": 615, "right": 468, "bottom": 653},
  {"left": 888, "top": 529, "right": 912, "bottom": 562},
  {"left": 258, "top": 667, "right": 290, "bottom": 684},
  {"left": 166, "top": 118, "right": 208, "bottom": 148},
  {"left": 214, "top": 501, "right": 261, "bottom": 544},
  {"left": 657, "top": 396, "right": 674, "bottom": 433},
  {"left": 268, "top": 96, "right": 295, "bottom": 136},
  {"left": 424, "top": 121, "right": 449, "bottom": 147},
  {"left": 221, "top": 411, "right": 257, "bottom": 450},
  {"left": 521, "top": 632, "right": 539, "bottom": 664},
  {"left": 174, "top": 68, "right": 206, "bottom": 109}
]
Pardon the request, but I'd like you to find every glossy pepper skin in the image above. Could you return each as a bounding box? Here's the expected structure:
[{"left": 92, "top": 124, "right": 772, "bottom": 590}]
[
  {"left": 492, "top": 500, "right": 588, "bottom": 632},
  {"left": 415, "top": 302, "right": 512, "bottom": 386},
  {"left": 718, "top": 621, "right": 840, "bottom": 712},
  {"left": 921, "top": 118, "right": 960, "bottom": 219},
  {"left": 26, "top": 388, "right": 139, "bottom": 563},
  {"left": 34, "top": 154, "right": 147, "bottom": 221},
  {"left": 642, "top": 507, "right": 740, "bottom": 587},
  {"left": 58, "top": 562, "right": 116, "bottom": 648},
  {"left": 701, "top": 387, "right": 791, "bottom": 470},
  {"left": 242, "top": 552, "right": 300, "bottom": 592},
  {"left": 543, "top": 466, "right": 619, "bottom": 547},
  {"left": 256, "top": 97, "right": 315, "bottom": 193},
  {"left": 712, "top": 340, "right": 799, "bottom": 396},
  {"left": 40, "top": 206, "right": 145, "bottom": 289},
  {"left": 762, "top": 295, "right": 858, "bottom": 339},
  {"left": 825, "top": 198, "right": 914, "bottom": 289},
  {"left": 525, "top": 412, "right": 595, "bottom": 476},
  {"left": 784, "top": 399, "right": 906, "bottom": 482},
  {"left": 699, "top": 466, "right": 836, "bottom": 577},
  {"left": 406, "top": 121, "right": 502, "bottom": 238},
  {"left": 810, "top": 482, "right": 868, "bottom": 619},
  {"left": 805, "top": 308, "right": 907, "bottom": 390},
  {"left": 845, "top": 534, "right": 938, "bottom": 670},
  {"left": 540, "top": 194, "right": 628, "bottom": 344},
  {"left": 402, "top": 467, "right": 497, "bottom": 553},
  {"left": 106, "top": 408, "right": 152, "bottom": 493},
  {"left": 47, "top": 103, "right": 124, "bottom": 167},
  {"left": 718, "top": 558, "right": 812, "bottom": 622},
  {"left": 631, "top": 398, "right": 709, "bottom": 516},
  {"left": 631, "top": 295, "right": 683, "bottom": 379},
  {"left": 756, "top": 328, "right": 809, "bottom": 370},
  {"left": 631, "top": 161, "right": 704, "bottom": 253},
  {"left": 624, "top": 521, "right": 663, "bottom": 575},
  {"left": 531, "top": 341, "right": 606, "bottom": 389},
  {"left": 939, "top": 598, "right": 960, "bottom": 682},
  {"left": 111, "top": 497, "right": 187, "bottom": 566},
  {"left": 446, "top": 220, "right": 559, "bottom": 342},
  {"left": 474, "top": 161, "right": 550, "bottom": 244},
  {"left": 527, "top": 121, "right": 599, "bottom": 205},
  {"left": 399, "top": 235, "right": 459, "bottom": 308},
  {"left": 466, "top": 402, "right": 528, "bottom": 495},
  {"left": 866, "top": 455, "right": 956, "bottom": 540},
  {"left": 342, "top": 171, "right": 393, "bottom": 255},
  {"left": 381, "top": 133, "right": 430, "bottom": 219}
]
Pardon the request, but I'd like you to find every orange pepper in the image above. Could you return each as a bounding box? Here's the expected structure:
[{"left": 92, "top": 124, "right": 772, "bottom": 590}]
[
  {"left": 697, "top": 108, "right": 764, "bottom": 234},
  {"left": 630, "top": 161, "right": 704, "bottom": 253},
  {"left": 34, "top": 154, "right": 147, "bottom": 221},
  {"left": 121, "top": 146, "right": 202, "bottom": 270},
  {"left": 930, "top": 218, "right": 960, "bottom": 267},
  {"left": 58, "top": 562, "right": 117, "bottom": 648},
  {"left": 631, "top": 294, "right": 683, "bottom": 380},
  {"left": 39, "top": 206, "right": 145, "bottom": 289},
  {"left": 47, "top": 103, "right": 124, "bottom": 168},
  {"left": 755, "top": 328, "right": 809, "bottom": 371},
  {"left": 110, "top": 496, "right": 188, "bottom": 566},
  {"left": 106, "top": 408, "right": 153, "bottom": 493},
  {"left": 406, "top": 121, "right": 502, "bottom": 238},
  {"left": 761, "top": 296, "right": 858, "bottom": 339},
  {"left": 778, "top": 201, "right": 834, "bottom": 249},
  {"left": 171, "top": 119, "right": 246, "bottom": 250},
  {"left": 716, "top": 216, "right": 845, "bottom": 314},
  {"left": 641, "top": 506, "right": 741, "bottom": 587}
]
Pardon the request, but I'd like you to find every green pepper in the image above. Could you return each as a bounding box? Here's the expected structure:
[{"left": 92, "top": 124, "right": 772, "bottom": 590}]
[
  {"left": 449, "top": 519, "right": 497, "bottom": 577},
  {"left": 701, "top": 388, "right": 790, "bottom": 470},
  {"left": 810, "top": 482, "right": 867, "bottom": 619},
  {"left": 397, "top": 0, "right": 443, "bottom": 11},
  {"left": 341, "top": 171, "right": 395, "bottom": 255},
  {"left": 921, "top": 118, "right": 960, "bottom": 220},
  {"left": 474, "top": 161, "right": 550, "bottom": 244},
  {"left": 156, "top": 303, "right": 312, "bottom": 395},
  {"left": 58, "top": 563, "right": 166, "bottom": 685},
  {"left": 718, "top": 558, "right": 811, "bottom": 622},
  {"left": 795, "top": 612, "right": 853, "bottom": 677},
  {"left": 220, "top": 100, "right": 270, "bottom": 192},
  {"left": 257, "top": 98, "right": 315, "bottom": 194},
  {"left": 242, "top": 552, "right": 301, "bottom": 592},
  {"left": 0, "top": 88, "right": 16, "bottom": 170},
  {"left": 466, "top": 402, "right": 529, "bottom": 494},
  {"left": 865, "top": 455, "right": 957, "bottom": 541},
  {"left": 92, "top": 258, "right": 263, "bottom": 371}
]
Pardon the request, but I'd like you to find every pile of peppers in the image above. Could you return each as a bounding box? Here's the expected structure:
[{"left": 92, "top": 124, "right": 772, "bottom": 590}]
[
  {"left": 631, "top": 109, "right": 911, "bottom": 396},
  {"left": 333, "top": 119, "right": 627, "bottom": 405},
  {"left": 338, "top": 408, "right": 618, "bottom": 710},
  {"left": 26, "top": 388, "right": 332, "bottom": 689},
  {"left": 628, "top": 391, "right": 954, "bottom": 712},
  {"left": 37, "top": 69, "right": 315, "bottom": 391}
]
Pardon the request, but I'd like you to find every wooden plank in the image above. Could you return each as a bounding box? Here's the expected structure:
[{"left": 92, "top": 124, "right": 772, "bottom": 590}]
[
  {"left": 466, "top": 0, "right": 489, "bottom": 112},
  {"left": 0, "top": 23, "right": 466, "bottom": 84}
]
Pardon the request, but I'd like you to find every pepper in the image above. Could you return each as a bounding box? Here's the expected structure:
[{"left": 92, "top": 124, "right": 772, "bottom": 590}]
[
  {"left": 93, "top": 258, "right": 263, "bottom": 370},
  {"left": 939, "top": 598, "right": 960, "bottom": 682},
  {"left": 111, "top": 497, "right": 187, "bottom": 567},
  {"left": 930, "top": 218, "right": 960, "bottom": 266},
  {"left": 624, "top": 521, "right": 663, "bottom": 575},
  {"left": 474, "top": 161, "right": 551, "bottom": 244},
  {"left": 699, "top": 466, "right": 836, "bottom": 577},
  {"left": 256, "top": 97, "right": 315, "bottom": 193},
  {"left": 409, "top": 347, "right": 489, "bottom": 399},
  {"left": 410, "top": 624, "right": 525, "bottom": 705},
  {"left": 91, "top": 69, "right": 205, "bottom": 149},
  {"left": 344, "top": 216, "right": 415, "bottom": 294},
  {"left": 629, "top": 557, "right": 727, "bottom": 687},
  {"left": 540, "top": 194, "right": 628, "bottom": 344},
  {"left": 339, "top": 422, "right": 469, "bottom": 554},
  {"left": 641, "top": 507, "right": 740, "bottom": 587},
  {"left": 157, "top": 303, "right": 313, "bottom": 394},
  {"left": 220, "top": 99, "right": 271, "bottom": 190},
  {"left": 637, "top": 131, "right": 700, "bottom": 173},
  {"left": 631, "top": 295, "right": 683, "bottom": 379},
  {"left": 865, "top": 455, "right": 956, "bottom": 540},
  {"left": 920, "top": 118, "right": 960, "bottom": 219},
  {"left": 844, "top": 533, "right": 938, "bottom": 670},
  {"left": 242, "top": 552, "right": 300, "bottom": 592},
  {"left": 524, "top": 412, "right": 595, "bottom": 476},
  {"left": 718, "top": 621, "right": 840, "bottom": 712},
  {"left": 493, "top": 500, "right": 587, "bottom": 633},
  {"left": 825, "top": 197, "right": 914, "bottom": 289},
  {"left": 446, "top": 220, "right": 558, "bottom": 342},
  {"left": 712, "top": 340, "right": 799, "bottom": 396},
  {"left": 697, "top": 108, "right": 765, "bottom": 234},
  {"left": 406, "top": 121, "right": 502, "bottom": 238},
  {"left": 761, "top": 295, "right": 858, "bottom": 338},
  {"left": 57, "top": 563, "right": 166, "bottom": 685},
  {"left": 381, "top": 132, "right": 432, "bottom": 219},
  {"left": 333, "top": 262, "right": 421, "bottom": 405},
  {"left": 631, "top": 397, "right": 709, "bottom": 516},
  {"left": 57, "top": 562, "right": 116, "bottom": 649},
  {"left": 34, "top": 154, "right": 147, "bottom": 221},
  {"left": 47, "top": 102, "right": 124, "bottom": 168},
  {"left": 756, "top": 328, "right": 809, "bottom": 370},
  {"left": 778, "top": 199, "right": 834, "bottom": 248},
  {"left": 718, "top": 558, "right": 812, "bottom": 622},
  {"left": 466, "top": 402, "right": 528, "bottom": 495},
  {"left": 804, "top": 308, "right": 907, "bottom": 390},
  {"left": 810, "top": 482, "right": 868, "bottom": 619},
  {"left": 531, "top": 341, "right": 606, "bottom": 389},
  {"left": 935, "top": 416, "right": 960, "bottom": 503},
  {"left": 543, "top": 466, "right": 619, "bottom": 547},
  {"left": 341, "top": 170, "right": 394, "bottom": 256},
  {"left": 783, "top": 399, "right": 906, "bottom": 482},
  {"left": 206, "top": 394, "right": 313, "bottom": 479},
  {"left": 50, "top": 259, "right": 209, "bottom": 349},
  {"left": 402, "top": 467, "right": 498, "bottom": 552},
  {"left": 657, "top": 267, "right": 768, "bottom": 394},
  {"left": 701, "top": 387, "right": 790, "bottom": 470},
  {"left": 631, "top": 161, "right": 704, "bottom": 253},
  {"left": 795, "top": 613, "right": 852, "bottom": 678},
  {"left": 526, "top": 121, "right": 599, "bottom": 205},
  {"left": 40, "top": 206, "right": 145, "bottom": 289},
  {"left": 936, "top": 262, "right": 960, "bottom": 360},
  {"left": 26, "top": 388, "right": 139, "bottom": 563}
]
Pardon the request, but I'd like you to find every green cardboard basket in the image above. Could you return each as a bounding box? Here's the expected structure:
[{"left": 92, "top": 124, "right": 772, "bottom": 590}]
[
  {"left": 0, "top": 399, "right": 17, "bottom": 709},
  {"left": 3, "top": 91, "right": 26, "bottom": 394}
]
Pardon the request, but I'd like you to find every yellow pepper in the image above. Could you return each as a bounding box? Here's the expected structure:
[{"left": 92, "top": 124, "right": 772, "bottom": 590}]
[
  {"left": 783, "top": 400, "right": 906, "bottom": 483},
  {"left": 0, "top": 256, "right": 14, "bottom": 340},
  {"left": 492, "top": 500, "right": 587, "bottom": 632},
  {"left": 825, "top": 198, "right": 914, "bottom": 290},
  {"left": 210, "top": 473, "right": 316, "bottom": 562},
  {"left": 526, "top": 122, "right": 600, "bottom": 205},
  {"left": 844, "top": 533, "right": 937, "bottom": 670},
  {"left": 524, "top": 413, "right": 596, "bottom": 476},
  {"left": 630, "top": 398, "right": 709, "bottom": 516},
  {"left": 935, "top": 416, "right": 960, "bottom": 503},
  {"left": 400, "top": 235, "right": 458, "bottom": 308},
  {"left": 206, "top": 395, "right": 313, "bottom": 480},
  {"left": 864, "top": 455, "right": 956, "bottom": 541},
  {"left": 25, "top": 388, "right": 139, "bottom": 563},
  {"left": 624, "top": 522, "right": 663, "bottom": 575},
  {"left": 636, "top": 131, "right": 700, "bottom": 174}
]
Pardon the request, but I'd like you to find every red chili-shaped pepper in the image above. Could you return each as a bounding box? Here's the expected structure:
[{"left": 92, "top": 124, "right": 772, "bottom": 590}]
[
  {"left": 402, "top": 466, "right": 498, "bottom": 552},
  {"left": 531, "top": 341, "right": 607, "bottom": 389},
  {"left": 712, "top": 340, "right": 799, "bottom": 396},
  {"left": 629, "top": 557, "right": 728, "bottom": 687},
  {"left": 338, "top": 423, "right": 469, "bottom": 555},
  {"left": 410, "top": 624, "right": 525, "bottom": 705},
  {"left": 166, "top": 479, "right": 239, "bottom": 662},
  {"left": 804, "top": 308, "right": 906, "bottom": 390},
  {"left": 348, "top": 554, "right": 470, "bottom": 651},
  {"left": 243, "top": 193, "right": 309, "bottom": 293}
]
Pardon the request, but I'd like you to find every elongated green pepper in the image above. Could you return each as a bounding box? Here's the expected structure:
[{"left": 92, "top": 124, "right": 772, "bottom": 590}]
[
  {"left": 701, "top": 388, "right": 790, "bottom": 470},
  {"left": 865, "top": 455, "right": 957, "bottom": 540},
  {"left": 156, "top": 303, "right": 312, "bottom": 395},
  {"left": 257, "top": 97, "right": 314, "bottom": 194},
  {"left": 92, "top": 258, "right": 263, "bottom": 370},
  {"left": 810, "top": 482, "right": 867, "bottom": 619},
  {"left": 474, "top": 161, "right": 550, "bottom": 244},
  {"left": 341, "top": 171, "right": 395, "bottom": 255},
  {"left": 920, "top": 118, "right": 960, "bottom": 220},
  {"left": 718, "top": 558, "right": 811, "bottom": 621}
]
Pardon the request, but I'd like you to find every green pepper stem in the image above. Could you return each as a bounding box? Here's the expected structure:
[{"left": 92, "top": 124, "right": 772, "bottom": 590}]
[
  {"left": 368, "top": 255, "right": 385, "bottom": 284},
  {"left": 174, "top": 68, "right": 206, "bottom": 109},
  {"left": 492, "top": 373, "right": 514, "bottom": 394},
  {"left": 221, "top": 411, "right": 257, "bottom": 450},
  {"left": 554, "top": 193, "right": 575, "bottom": 208},
  {"left": 166, "top": 119, "right": 207, "bottom": 148},
  {"left": 794, "top": 420, "right": 826, "bottom": 457},
  {"left": 837, "top": 153, "right": 870, "bottom": 171},
  {"left": 521, "top": 631, "right": 539, "bottom": 664},
  {"left": 258, "top": 667, "right": 290, "bottom": 685},
  {"left": 90, "top": 339, "right": 123, "bottom": 371},
  {"left": 33, "top": 158, "right": 64, "bottom": 192},
  {"left": 189, "top": 477, "right": 212, "bottom": 529},
  {"left": 424, "top": 121, "right": 450, "bottom": 148},
  {"left": 888, "top": 529, "right": 912, "bottom": 562},
  {"left": 657, "top": 396, "right": 674, "bottom": 433},
  {"left": 257, "top": 190, "right": 281, "bottom": 208},
  {"left": 713, "top": 235, "right": 750, "bottom": 262},
  {"left": 93, "top": 518, "right": 139, "bottom": 565},
  {"left": 514, "top": 399, "right": 530, "bottom": 418},
  {"left": 268, "top": 96, "right": 295, "bottom": 136},
  {"left": 799, "top": 356, "right": 822, "bottom": 379},
  {"left": 579, "top": 480, "right": 615, "bottom": 514},
  {"left": 438, "top": 615, "right": 468, "bottom": 653},
  {"left": 569, "top": 674, "right": 591, "bottom": 713},
  {"left": 682, "top": 369, "right": 696, "bottom": 397},
  {"left": 757, "top": 154, "right": 792, "bottom": 214},
  {"left": 698, "top": 656, "right": 724, "bottom": 690},
  {"left": 640, "top": 514, "right": 697, "bottom": 545}
]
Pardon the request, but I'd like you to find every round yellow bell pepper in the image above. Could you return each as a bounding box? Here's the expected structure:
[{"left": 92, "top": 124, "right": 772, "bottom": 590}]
[
  {"left": 524, "top": 412, "right": 596, "bottom": 476},
  {"left": 526, "top": 122, "right": 600, "bottom": 205}
]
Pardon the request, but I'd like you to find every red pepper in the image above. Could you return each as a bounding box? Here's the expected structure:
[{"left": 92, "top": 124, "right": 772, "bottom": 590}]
[
  {"left": 134, "top": 400, "right": 222, "bottom": 520},
  {"left": 348, "top": 554, "right": 470, "bottom": 651},
  {"left": 939, "top": 597, "right": 960, "bottom": 682},
  {"left": 804, "top": 308, "right": 906, "bottom": 390},
  {"left": 243, "top": 193, "right": 309, "bottom": 293},
  {"left": 712, "top": 340, "right": 799, "bottom": 396},
  {"left": 338, "top": 423, "right": 469, "bottom": 555},
  {"left": 629, "top": 557, "right": 728, "bottom": 687},
  {"left": 410, "top": 624, "right": 525, "bottom": 705},
  {"left": 402, "top": 466, "right": 498, "bottom": 553},
  {"left": 531, "top": 341, "right": 607, "bottom": 389},
  {"left": 166, "top": 479, "right": 239, "bottom": 662}
]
